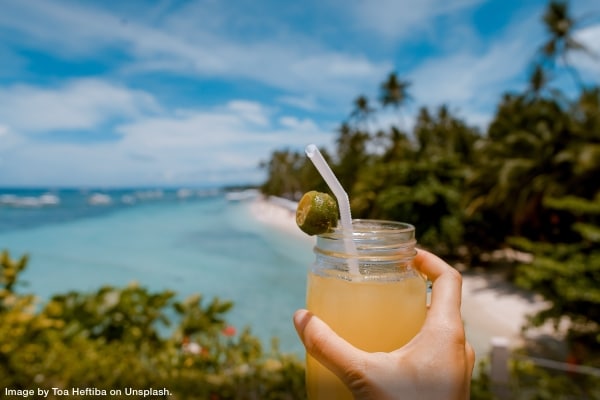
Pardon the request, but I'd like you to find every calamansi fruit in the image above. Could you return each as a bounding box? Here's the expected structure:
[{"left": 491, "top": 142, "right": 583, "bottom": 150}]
[{"left": 296, "top": 191, "right": 338, "bottom": 236}]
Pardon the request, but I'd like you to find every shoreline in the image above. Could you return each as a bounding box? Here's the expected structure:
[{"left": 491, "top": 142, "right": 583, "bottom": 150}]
[{"left": 245, "top": 194, "right": 553, "bottom": 361}]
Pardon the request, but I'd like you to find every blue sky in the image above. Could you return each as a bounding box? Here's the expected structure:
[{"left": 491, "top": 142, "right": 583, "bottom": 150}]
[{"left": 0, "top": 0, "right": 598, "bottom": 188}]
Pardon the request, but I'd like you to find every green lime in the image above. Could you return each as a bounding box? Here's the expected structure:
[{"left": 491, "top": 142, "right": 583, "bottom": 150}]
[{"left": 296, "top": 191, "right": 339, "bottom": 236}]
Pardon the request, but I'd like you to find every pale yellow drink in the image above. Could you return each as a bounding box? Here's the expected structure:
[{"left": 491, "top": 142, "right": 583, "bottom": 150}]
[
  {"left": 306, "top": 272, "right": 426, "bottom": 399},
  {"left": 305, "top": 220, "right": 426, "bottom": 400}
]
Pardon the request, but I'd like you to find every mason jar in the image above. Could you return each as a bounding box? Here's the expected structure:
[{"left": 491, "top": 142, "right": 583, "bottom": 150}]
[{"left": 305, "top": 219, "right": 427, "bottom": 400}]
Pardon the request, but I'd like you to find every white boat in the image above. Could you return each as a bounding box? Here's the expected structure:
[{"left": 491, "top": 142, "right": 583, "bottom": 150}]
[
  {"left": 38, "top": 193, "right": 60, "bottom": 206},
  {"left": 225, "top": 189, "right": 259, "bottom": 201},
  {"left": 0, "top": 193, "right": 60, "bottom": 207},
  {"left": 88, "top": 193, "right": 112, "bottom": 205}
]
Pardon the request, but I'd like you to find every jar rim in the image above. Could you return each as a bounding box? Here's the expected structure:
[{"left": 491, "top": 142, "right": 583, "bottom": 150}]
[
  {"left": 314, "top": 219, "right": 417, "bottom": 271},
  {"left": 318, "top": 219, "right": 415, "bottom": 240}
]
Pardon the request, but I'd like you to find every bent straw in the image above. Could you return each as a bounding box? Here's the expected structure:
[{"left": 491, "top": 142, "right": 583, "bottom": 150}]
[{"left": 305, "top": 144, "right": 359, "bottom": 275}]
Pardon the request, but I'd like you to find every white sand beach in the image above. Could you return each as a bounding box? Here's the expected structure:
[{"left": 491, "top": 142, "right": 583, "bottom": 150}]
[{"left": 247, "top": 195, "right": 552, "bottom": 361}]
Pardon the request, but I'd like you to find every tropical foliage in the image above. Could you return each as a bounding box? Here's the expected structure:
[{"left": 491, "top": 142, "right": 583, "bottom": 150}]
[
  {"left": 261, "top": 0, "right": 600, "bottom": 396},
  {"left": 2, "top": 1, "right": 599, "bottom": 398},
  {"left": 0, "top": 250, "right": 305, "bottom": 399}
]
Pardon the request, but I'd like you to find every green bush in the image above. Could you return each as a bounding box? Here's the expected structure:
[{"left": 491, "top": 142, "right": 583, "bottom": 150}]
[{"left": 0, "top": 250, "right": 306, "bottom": 399}]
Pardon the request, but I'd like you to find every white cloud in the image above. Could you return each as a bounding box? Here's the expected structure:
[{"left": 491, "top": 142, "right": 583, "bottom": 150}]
[
  {"left": 1, "top": 0, "right": 594, "bottom": 187},
  {"left": 278, "top": 116, "right": 320, "bottom": 132},
  {"left": 406, "top": 9, "right": 542, "bottom": 128},
  {"left": 226, "top": 101, "right": 271, "bottom": 126},
  {"left": 343, "top": 0, "right": 484, "bottom": 40},
  {"left": 278, "top": 94, "right": 319, "bottom": 111},
  {"left": 0, "top": 0, "right": 389, "bottom": 107},
  {"left": 410, "top": 40, "right": 526, "bottom": 105},
  {"left": 0, "top": 124, "right": 23, "bottom": 152},
  {"left": 573, "top": 24, "right": 600, "bottom": 78},
  {"left": 0, "top": 84, "right": 335, "bottom": 186},
  {"left": 0, "top": 79, "right": 159, "bottom": 134},
  {"left": 115, "top": 102, "right": 331, "bottom": 159},
  {"left": 0, "top": 0, "right": 129, "bottom": 56}
]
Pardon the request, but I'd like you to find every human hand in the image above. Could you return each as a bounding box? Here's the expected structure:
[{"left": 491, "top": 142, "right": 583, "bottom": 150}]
[{"left": 293, "top": 249, "right": 475, "bottom": 400}]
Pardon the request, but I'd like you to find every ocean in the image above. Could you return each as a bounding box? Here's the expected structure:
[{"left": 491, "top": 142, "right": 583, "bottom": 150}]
[{"left": 0, "top": 188, "right": 312, "bottom": 356}]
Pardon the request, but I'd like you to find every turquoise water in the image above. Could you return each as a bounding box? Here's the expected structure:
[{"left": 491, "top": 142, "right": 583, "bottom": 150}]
[{"left": 0, "top": 189, "right": 311, "bottom": 356}]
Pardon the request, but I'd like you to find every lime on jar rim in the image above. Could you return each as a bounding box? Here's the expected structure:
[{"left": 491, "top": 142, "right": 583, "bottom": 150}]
[{"left": 296, "top": 191, "right": 339, "bottom": 236}]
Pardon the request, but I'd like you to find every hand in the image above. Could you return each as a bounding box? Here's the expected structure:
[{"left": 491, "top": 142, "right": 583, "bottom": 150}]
[{"left": 293, "top": 249, "right": 475, "bottom": 400}]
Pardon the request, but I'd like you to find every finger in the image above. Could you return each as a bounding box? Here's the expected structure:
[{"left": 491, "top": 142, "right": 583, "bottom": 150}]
[
  {"left": 464, "top": 342, "right": 476, "bottom": 398},
  {"left": 293, "top": 309, "right": 366, "bottom": 383},
  {"left": 412, "top": 248, "right": 454, "bottom": 282},
  {"left": 465, "top": 341, "right": 476, "bottom": 372},
  {"left": 413, "top": 249, "right": 463, "bottom": 322}
]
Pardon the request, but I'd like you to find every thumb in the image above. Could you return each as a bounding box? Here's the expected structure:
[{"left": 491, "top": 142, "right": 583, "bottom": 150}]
[{"left": 293, "top": 309, "right": 365, "bottom": 384}]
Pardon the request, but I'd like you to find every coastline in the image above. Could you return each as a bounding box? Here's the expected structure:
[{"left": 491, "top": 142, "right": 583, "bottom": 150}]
[
  {"left": 247, "top": 195, "right": 313, "bottom": 242},
  {"left": 245, "top": 194, "right": 551, "bottom": 361}
]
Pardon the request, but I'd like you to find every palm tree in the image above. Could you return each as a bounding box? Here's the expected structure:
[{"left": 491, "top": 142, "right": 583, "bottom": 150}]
[
  {"left": 465, "top": 93, "right": 582, "bottom": 238},
  {"left": 568, "top": 87, "right": 600, "bottom": 197},
  {"left": 349, "top": 95, "right": 375, "bottom": 130},
  {"left": 259, "top": 150, "right": 303, "bottom": 198},
  {"left": 379, "top": 73, "right": 411, "bottom": 110},
  {"left": 526, "top": 64, "right": 550, "bottom": 100},
  {"left": 334, "top": 122, "right": 370, "bottom": 192},
  {"left": 379, "top": 73, "right": 411, "bottom": 128},
  {"left": 539, "top": 0, "right": 592, "bottom": 88},
  {"left": 574, "top": 86, "right": 600, "bottom": 134},
  {"left": 381, "top": 127, "right": 413, "bottom": 162},
  {"left": 414, "top": 105, "right": 479, "bottom": 164}
]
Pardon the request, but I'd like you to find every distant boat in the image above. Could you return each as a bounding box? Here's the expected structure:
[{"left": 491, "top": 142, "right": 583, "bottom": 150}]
[
  {"left": 88, "top": 193, "right": 112, "bottom": 205},
  {"left": 16, "top": 196, "right": 40, "bottom": 207},
  {"left": 225, "top": 189, "right": 259, "bottom": 201},
  {"left": 0, "top": 193, "right": 60, "bottom": 207},
  {"left": 39, "top": 193, "right": 60, "bottom": 206}
]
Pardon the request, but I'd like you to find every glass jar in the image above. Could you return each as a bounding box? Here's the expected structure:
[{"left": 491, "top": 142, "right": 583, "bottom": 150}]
[{"left": 305, "top": 219, "right": 427, "bottom": 400}]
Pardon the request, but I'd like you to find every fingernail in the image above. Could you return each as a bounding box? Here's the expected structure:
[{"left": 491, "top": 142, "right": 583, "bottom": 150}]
[{"left": 293, "top": 309, "right": 311, "bottom": 339}]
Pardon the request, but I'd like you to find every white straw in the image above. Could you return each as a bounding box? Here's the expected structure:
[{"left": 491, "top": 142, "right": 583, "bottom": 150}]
[{"left": 305, "top": 144, "right": 359, "bottom": 275}]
